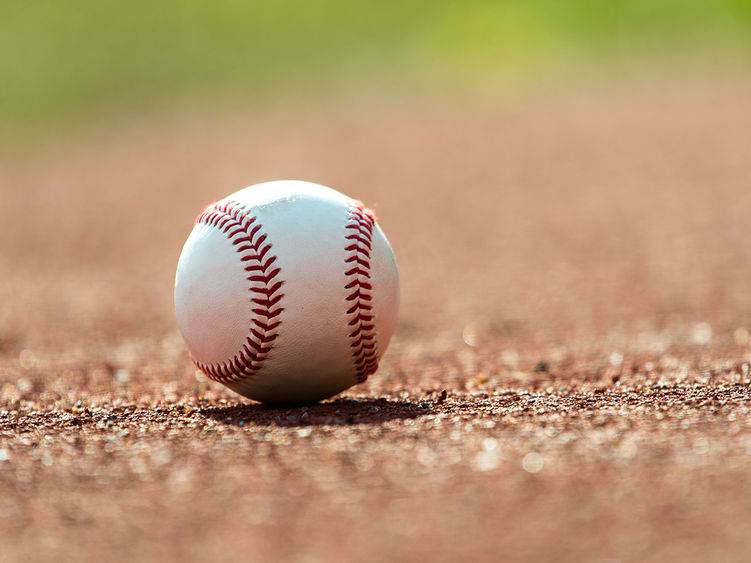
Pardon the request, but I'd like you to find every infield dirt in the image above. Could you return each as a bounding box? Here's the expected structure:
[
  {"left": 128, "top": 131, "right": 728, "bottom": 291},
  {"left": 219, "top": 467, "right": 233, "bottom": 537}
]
[{"left": 2, "top": 74, "right": 751, "bottom": 562}]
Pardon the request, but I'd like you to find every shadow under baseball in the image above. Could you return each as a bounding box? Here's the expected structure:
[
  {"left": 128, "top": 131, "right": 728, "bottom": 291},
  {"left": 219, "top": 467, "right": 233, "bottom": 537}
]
[{"left": 200, "top": 397, "right": 431, "bottom": 427}]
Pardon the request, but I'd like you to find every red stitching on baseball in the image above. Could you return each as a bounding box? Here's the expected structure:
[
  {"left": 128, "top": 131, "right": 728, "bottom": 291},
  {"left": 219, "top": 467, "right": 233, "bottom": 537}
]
[
  {"left": 345, "top": 202, "right": 379, "bottom": 383},
  {"left": 191, "top": 201, "right": 284, "bottom": 384}
]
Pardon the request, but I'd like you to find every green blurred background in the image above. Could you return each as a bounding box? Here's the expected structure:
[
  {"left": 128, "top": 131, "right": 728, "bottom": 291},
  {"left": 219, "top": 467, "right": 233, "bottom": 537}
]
[{"left": 2, "top": 0, "right": 750, "bottom": 138}]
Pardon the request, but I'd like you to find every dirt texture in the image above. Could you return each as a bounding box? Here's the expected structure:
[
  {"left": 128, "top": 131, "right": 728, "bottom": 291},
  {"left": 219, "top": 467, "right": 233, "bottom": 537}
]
[{"left": 2, "top": 75, "right": 751, "bottom": 562}]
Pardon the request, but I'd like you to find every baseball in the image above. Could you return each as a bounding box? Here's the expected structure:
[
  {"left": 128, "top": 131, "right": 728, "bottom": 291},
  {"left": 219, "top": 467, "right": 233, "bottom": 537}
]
[{"left": 174, "top": 180, "right": 400, "bottom": 404}]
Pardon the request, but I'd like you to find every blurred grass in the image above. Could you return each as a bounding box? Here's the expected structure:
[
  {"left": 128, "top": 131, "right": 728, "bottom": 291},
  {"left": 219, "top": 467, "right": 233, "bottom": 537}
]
[{"left": 1, "top": 0, "right": 750, "bottom": 137}]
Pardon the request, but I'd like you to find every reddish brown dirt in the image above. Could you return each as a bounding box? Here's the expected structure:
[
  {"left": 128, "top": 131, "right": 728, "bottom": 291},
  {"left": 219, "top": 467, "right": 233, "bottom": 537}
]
[{"left": 2, "top": 75, "right": 751, "bottom": 562}]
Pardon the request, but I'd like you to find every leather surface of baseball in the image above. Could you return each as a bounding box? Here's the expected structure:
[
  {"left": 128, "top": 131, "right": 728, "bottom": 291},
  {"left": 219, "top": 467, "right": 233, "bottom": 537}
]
[{"left": 174, "top": 180, "right": 400, "bottom": 404}]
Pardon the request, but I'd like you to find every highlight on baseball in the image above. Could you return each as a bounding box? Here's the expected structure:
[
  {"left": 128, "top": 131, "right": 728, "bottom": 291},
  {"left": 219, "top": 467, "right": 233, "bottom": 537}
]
[{"left": 174, "top": 180, "right": 400, "bottom": 405}]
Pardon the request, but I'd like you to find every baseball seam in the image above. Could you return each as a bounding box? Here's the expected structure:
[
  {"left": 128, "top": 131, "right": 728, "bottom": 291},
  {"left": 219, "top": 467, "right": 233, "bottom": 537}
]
[
  {"left": 345, "top": 202, "right": 379, "bottom": 383},
  {"left": 192, "top": 201, "right": 284, "bottom": 384}
]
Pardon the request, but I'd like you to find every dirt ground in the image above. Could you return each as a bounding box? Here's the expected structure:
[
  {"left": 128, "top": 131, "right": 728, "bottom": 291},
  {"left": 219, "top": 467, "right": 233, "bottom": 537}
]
[{"left": 2, "top": 74, "right": 751, "bottom": 562}]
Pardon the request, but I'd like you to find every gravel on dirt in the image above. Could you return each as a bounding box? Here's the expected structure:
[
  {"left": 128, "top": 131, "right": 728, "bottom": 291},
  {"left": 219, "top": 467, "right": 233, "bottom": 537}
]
[{"left": 2, "top": 74, "right": 751, "bottom": 562}]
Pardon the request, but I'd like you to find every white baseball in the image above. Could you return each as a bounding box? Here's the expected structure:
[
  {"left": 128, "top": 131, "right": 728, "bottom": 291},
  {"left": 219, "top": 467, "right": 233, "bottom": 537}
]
[{"left": 174, "top": 180, "right": 400, "bottom": 404}]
